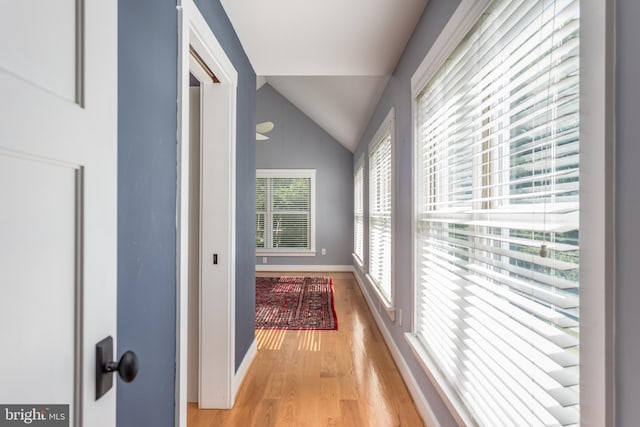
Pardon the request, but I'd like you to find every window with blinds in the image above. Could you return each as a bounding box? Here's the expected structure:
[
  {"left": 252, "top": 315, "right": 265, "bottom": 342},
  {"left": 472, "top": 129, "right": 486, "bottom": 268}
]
[
  {"left": 413, "top": 0, "right": 580, "bottom": 425},
  {"left": 368, "top": 111, "right": 394, "bottom": 304},
  {"left": 353, "top": 161, "right": 364, "bottom": 264},
  {"left": 256, "top": 170, "right": 316, "bottom": 254},
  {"left": 256, "top": 177, "right": 266, "bottom": 248}
]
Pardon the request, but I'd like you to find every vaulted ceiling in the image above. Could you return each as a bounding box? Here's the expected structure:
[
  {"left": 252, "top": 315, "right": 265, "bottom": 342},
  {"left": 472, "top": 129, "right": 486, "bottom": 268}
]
[{"left": 220, "top": 0, "right": 429, "bottom": 152}]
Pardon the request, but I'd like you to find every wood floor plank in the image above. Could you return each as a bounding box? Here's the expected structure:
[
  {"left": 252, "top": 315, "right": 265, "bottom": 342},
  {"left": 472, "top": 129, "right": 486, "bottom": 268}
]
[
  {"left": 188, "top": 272, "right": 426, "bottom": 427},
  {"left": 250, "top": 399, "right": 279, "bottom": 427}
]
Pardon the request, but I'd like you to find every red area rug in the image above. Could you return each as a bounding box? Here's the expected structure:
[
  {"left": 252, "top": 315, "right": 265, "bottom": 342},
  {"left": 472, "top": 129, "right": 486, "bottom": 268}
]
[{"left": 256, "top": 276, "right": 338, "bottom": 330}]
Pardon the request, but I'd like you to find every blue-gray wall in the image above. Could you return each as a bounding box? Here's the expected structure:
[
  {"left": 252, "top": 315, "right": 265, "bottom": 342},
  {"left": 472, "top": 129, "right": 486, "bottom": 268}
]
[
  {"left": 117, "top": 2, "right": 178, "bottom": 425},
  {"left": 351, "top": 1, "right": 461, "bottom": 426},
  {"left": 256, "top": 84, "right": 353, "bottom": 266},
  {"left": 117, "top": 0, "right": 256, "bottom": 425},
  {"left": 616, "top": 0, "right": 640, "bottom": 424}
]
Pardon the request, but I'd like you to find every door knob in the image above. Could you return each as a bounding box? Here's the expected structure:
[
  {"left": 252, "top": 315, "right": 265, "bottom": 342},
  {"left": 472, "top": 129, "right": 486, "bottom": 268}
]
[
  {"left": 104, "top": 350, "right": 139, "bottom": 383},
  {"left": 95, "top": 336, "right": 139, "bottom": 400}
]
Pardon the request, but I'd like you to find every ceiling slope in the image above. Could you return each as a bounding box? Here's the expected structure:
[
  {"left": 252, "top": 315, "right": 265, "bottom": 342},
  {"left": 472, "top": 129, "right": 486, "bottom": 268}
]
[
  {"left": 265, "top": 76, "right": 389, "bottom": 151},
  {"left": 222, "top": 0, "right": 429, "bottom": 151}
]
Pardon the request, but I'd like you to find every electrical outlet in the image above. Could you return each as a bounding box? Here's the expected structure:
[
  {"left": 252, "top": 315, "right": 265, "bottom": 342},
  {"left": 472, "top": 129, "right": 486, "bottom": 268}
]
[
  {"left": 262, "top": 257, "right": 267, "bottom": 264},
  {"left": 321, "top": 248, "right": 326, "bottom": 255}
]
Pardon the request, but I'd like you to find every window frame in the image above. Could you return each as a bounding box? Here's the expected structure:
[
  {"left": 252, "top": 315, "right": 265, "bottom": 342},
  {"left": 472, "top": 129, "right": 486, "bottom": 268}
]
[
  {"left": 366, "top": 108, "right": 396, "bottom": 319},
  {"left": 406, "top": 0, "right": 615, "bottom": 425},
  {"left": 353, "top": 156, "right": 365, "bottom": 268},
  {"left": 256, "top": 169, "right": 317, "bottom": 257}
]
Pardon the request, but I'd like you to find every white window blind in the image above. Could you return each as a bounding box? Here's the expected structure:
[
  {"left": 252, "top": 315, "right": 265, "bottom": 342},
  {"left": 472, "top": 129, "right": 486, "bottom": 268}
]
[
  {"left": 354, "top": 161, "right": 364, "bottom": 264},
  {"left": 414, "top": 0, "right": 580, "bottom": 426},
  {"left": 256, "top": 170, "right": 315, "bottom": 253},
  {"left": 369, "top": 131, "right": 393, "bottom": 302}
]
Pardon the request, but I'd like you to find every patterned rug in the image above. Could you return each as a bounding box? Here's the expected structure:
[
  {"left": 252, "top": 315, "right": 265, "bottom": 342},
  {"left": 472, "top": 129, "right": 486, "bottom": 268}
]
[{"left": 256, "top": 276, "right": 338, "bottom": 330}]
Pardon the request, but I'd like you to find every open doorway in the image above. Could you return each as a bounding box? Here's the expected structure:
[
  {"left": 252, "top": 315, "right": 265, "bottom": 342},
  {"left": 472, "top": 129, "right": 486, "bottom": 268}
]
[{"left": 176, "top": 1, "right": 238, "bottom": 425}]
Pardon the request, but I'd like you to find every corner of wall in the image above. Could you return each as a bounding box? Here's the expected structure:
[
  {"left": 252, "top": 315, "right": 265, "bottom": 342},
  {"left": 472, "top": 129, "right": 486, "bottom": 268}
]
[{"left": 232, "top": 338, "right": 257, "bottom": 397}]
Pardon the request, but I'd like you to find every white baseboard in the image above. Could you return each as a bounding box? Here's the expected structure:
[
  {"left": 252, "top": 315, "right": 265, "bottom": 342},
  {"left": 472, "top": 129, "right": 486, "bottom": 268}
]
[
  {"left": 256, "top": 264, "right": 353, "bottom": 272},
  {"left": 232, "top": 338, "right": 257, "bottom": 398},
  {"left": 352, "top": 271, "right": 441, "bottom": 427}
]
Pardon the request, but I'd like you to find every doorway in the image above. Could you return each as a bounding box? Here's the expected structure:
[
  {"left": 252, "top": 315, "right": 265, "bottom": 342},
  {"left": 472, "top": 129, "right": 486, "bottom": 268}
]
[{"left": 176, "top": 1, "right": 238, "bottom": 425}]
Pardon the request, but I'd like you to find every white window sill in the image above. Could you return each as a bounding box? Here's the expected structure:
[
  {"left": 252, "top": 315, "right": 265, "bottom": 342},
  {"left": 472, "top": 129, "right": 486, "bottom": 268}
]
[
  {"left": 365, "top": 273, "right": 395, "bottom": 321},
  {"left": 352, "top": 254, "right": 367, "bottom": 275},
  {"left": 352, "top": 253, "right": 365, "bottom": 270},
  {"left": 256, "top": 250, "right": 316, "bottom": 257}
]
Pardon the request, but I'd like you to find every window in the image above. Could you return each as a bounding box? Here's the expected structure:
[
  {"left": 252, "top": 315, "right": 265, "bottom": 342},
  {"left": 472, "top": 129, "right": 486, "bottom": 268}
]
[
  {"left": 410, "top": 0, "right": 582, "bottom": 425},
  {"left": 353, "top": 159, "right": 364, "bottom": 265},
  {"left": 367, "top": 110, "right": 394, "bottom": 305},
  {"left": 256, "top": 169, "right": 316, "bottom": 256}
]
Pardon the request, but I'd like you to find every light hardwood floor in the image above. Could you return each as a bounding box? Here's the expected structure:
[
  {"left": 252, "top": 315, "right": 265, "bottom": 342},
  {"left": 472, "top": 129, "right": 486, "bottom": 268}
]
[{"left": 187, "top": 272, "right": 425, "bottom": 427}]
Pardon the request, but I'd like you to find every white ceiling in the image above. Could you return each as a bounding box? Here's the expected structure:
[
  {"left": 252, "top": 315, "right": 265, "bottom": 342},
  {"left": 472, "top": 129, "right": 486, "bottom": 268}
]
[{"left": 220, "top": 0, "right": 428, "bottom": 151}]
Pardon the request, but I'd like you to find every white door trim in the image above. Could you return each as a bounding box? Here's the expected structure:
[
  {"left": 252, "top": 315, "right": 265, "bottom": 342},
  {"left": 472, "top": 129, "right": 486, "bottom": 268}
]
[{"left": 176, "top": 1, "right": 237, "bottom": 425}]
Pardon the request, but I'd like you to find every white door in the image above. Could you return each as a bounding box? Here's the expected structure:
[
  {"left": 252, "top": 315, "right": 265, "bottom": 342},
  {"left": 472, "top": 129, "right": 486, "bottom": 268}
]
[
  {"left": 0, "top": 0, "right": 117, "bottom": 425},
  {"left": 198, "top": 82, "right": 235, "bottom": 409}
]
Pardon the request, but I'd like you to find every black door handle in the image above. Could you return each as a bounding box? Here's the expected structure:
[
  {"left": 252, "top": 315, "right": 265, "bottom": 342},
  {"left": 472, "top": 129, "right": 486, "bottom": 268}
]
[
  {"left": 95, "top": 336, "right": 139, "bottom": 400},
  {"left": 104, "top": 350, "right": 139, "bottom": 383}
]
